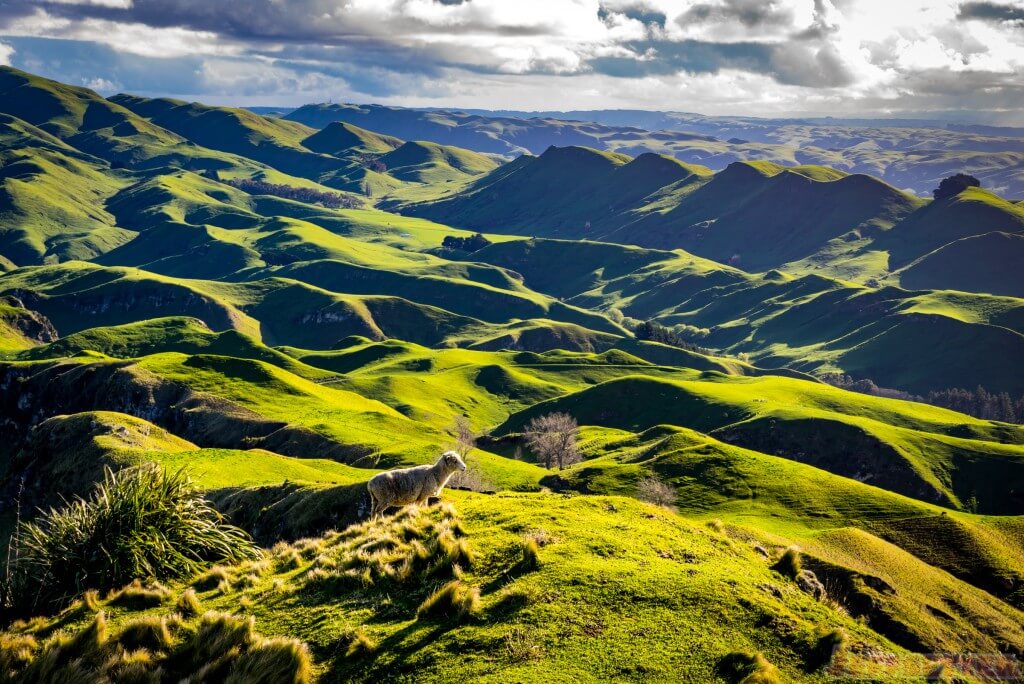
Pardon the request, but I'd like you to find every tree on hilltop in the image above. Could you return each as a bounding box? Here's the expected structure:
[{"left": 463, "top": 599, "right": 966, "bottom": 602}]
[{"left": 933, "top": 173, "right": 980, "bottom": 200}]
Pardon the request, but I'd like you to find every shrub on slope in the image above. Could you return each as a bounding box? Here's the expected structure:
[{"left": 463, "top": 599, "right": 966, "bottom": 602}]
[{"left": 4, "top": 463, "right": 258, "bottom": 616}]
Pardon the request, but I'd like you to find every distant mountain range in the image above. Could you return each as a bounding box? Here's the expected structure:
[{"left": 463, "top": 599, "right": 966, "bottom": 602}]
[{"left": 284, "top": 102, "right": 1024, "bottom": 198}]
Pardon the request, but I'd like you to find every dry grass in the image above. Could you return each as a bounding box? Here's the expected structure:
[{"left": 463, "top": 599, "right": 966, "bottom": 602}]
[
  {"left": 416, "top": 580, "right": 481, "bottom": 622},
  {"left": 175, "top": 588, "right": 202, "bottom": 618},
  {"left": 772, "top": 547, "right": 802, "bottom": 579},
  {"left": 341, "top": 627, "right": 377, "bottom": 658},
  {"left": 225, "top": 636, "right": 312, "bottom": 684},
  {"left": 108, "top": 580, "right": 172, "bottom": 610},
  {"left": 117, "top": 616, "right": 173, "bottom": 651},
  {"left": 192, "top": 565, "right": 233, "bottom": 591}
]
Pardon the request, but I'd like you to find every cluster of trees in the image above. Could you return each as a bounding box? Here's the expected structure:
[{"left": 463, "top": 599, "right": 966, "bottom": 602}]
[
  {"left": 822, "top": 374, "right": 1024, "bottom": 424},
  {"left": 223, "top": 178, "right": 361, "bottom": 209},
  {"left": 441, "top": 233, "right": 492, "bottom": 252},
  {"left": 933, "top": 173, "right": 980, "bottom": 200},
  {"left": 632, "top": 320, "right": 712, "bottom": 356},
  {"left": 355, "top": 153, "right": 387, "bottom": 173}
]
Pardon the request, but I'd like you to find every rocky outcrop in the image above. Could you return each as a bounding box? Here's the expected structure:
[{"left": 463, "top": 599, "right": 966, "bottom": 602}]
[{"left": 0, "top": 295, "right": 58, "bottom": 344}]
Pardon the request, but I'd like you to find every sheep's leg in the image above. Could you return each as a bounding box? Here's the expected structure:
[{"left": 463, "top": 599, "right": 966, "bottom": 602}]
[{"left": 369, "top": 492, "right": 382, "bottom": 520}]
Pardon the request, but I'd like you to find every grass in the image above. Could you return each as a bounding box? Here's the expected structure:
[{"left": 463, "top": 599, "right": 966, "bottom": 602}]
[
  {"left": 6, "top": 464, "right": 258, "bottom": 615},
  {"left": 2, "top": 64, "right": 1024, "bottom": 683},
  {"left": 3, "top": 493, "right": 964, "bottom": 682}
]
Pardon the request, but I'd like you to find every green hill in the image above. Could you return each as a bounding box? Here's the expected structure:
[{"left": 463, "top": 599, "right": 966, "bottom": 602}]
[
  {"left": 301, "top": 122, "right": 403, "bottom": 156},
  {"left": 898, "top": 231, "right": 1024, "bottom": 297},
  {"left": 2, "top": 67, "right": 1024, "bottom": 683}
]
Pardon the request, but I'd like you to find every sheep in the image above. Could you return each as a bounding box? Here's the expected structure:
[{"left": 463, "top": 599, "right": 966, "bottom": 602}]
[{"left": 367, "top": 451, "right": 467, "bottom": 519}]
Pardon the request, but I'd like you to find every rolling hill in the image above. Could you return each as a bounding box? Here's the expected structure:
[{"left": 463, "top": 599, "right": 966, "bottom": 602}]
[
  {"left": 1, "top": 66, "right": 1023, "bottom": 683},
  {"left": 285, "top": 102, "right": 1024, "bottom": 198},
  {"left": 402, "top": 146, "right": 1024, "bottom": 296}
]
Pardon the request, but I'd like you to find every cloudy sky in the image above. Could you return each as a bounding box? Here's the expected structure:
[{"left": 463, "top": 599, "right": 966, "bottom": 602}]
[{"left": 1, "top": 0, "right": 1023, "bottom": 122}]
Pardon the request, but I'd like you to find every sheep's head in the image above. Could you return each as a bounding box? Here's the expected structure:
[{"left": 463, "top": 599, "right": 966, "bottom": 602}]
[{"left": 440, "top": 450, "right": 467, "bottom": 473}]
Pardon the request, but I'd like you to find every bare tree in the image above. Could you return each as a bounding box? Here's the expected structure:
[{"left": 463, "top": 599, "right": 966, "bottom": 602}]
[
  {"left": 446, "top": 415, "right": 493, "bottom": 492},
  {"left": 637, "top": 475, "right": 676, "bottom": 509},
  {"left": 450, "top": 415, "right": 477, "bottom": 459},
  {"left": 524, "top": 412, "right": 580, "bottom": 470}
]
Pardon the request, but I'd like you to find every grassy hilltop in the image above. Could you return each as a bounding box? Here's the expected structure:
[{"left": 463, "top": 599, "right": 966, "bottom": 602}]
[{"left": 1, "top": 67, "right": 1023, "bottom": 682}]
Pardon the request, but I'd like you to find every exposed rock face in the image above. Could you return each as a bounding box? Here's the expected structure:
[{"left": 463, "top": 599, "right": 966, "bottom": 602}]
[
  {"left": 0, "top": 295, "right": 58, "bottom": 344},
  {"left": 796, "top": 569, "right": 825, "bottom": 600}
]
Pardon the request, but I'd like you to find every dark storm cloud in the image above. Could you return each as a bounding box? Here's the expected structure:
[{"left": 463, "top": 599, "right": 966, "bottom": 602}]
[
  {"left": 677, "top": 0, "right": 797, "bottom": 30},
  {"left": 586, "top": 38, "right": 854, "bottom": 88},
  {"left": 0, "top": 0, "right": 549, "bottom": 41},
  {"left": 958, "top": 2, "right": 1024, "bottom": 23}
]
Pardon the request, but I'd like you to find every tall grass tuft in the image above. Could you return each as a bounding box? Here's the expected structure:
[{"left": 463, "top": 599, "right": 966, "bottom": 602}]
[
  {"left": 772, "top": 546, "right": 802, "bottom": 579},
  {"left": 416, "top": 580, "right": 481, "bottom": 622},
  {"left": 9, "top": 464, "right": 259, "bottom": 615},
  {"left": 175, "top": 588, "right": 203, "bottom": 618},
  {"left": 717, "top": 651, "right": 782, "bottom": 684},
  {"left": 226, "top": 636, "right": 312, "bottom": 684}
]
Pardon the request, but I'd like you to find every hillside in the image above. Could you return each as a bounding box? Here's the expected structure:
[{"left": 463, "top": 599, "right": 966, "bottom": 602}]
[
  {"left": 403, "top": 148, "right": 1024, "bottom": 295},
  {"left": 1, "top": 67, "right": 1024, "bottom": 683},
  {"left": 286, "top": 102, "right": 1024, "bottom": 198}
]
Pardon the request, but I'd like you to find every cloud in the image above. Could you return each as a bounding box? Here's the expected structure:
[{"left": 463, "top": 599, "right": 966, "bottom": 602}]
[
  {"left": 0, "top": 0, "right": 1021, "bottom": 122},
  {"left": 0, "top": 40, "right": 13, "bottom": 65},
  {"left": 958, "top": 1, "right": 1024, "bottom": 24}
]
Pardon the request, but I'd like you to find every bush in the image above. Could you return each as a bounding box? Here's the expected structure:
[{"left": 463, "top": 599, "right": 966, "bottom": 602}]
[
  {"left": 637, "top": 475, "right": 677, "bottom": 509},
  {"left": 225, "top": 636, "right": 312, "bottom": 684},
  {"left": 442, "top": 233, "right": 492, "bottom": 252},
  {"left": 7, "top": 464, "right": 259, "bottom": 615},
  {"left": 117, "top": 616, "right": 173, "bottom": 651},
  {"left": 933, "top": 173, "right": 980, "bottom": 200},
  {"left": 224, "top": 178, "right": 360, "bottom": 209}
]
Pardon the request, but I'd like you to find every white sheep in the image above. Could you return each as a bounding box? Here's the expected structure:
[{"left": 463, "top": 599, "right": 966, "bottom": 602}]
[{"left": 367, "top": 451, "right": 467, "bottom": 519}]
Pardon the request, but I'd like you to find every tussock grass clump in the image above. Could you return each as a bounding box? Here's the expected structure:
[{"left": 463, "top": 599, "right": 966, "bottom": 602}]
[
  {"left": 101, "top": 648, "right": 160, "bottom": 684},
  {"left": 504, "top": 625, "right": 544, "bottom": 663},
  {"left": 117, "top": 616, "right": 173, "bottom": 651},
  {"left": 225, "top": 636, "right": 312, "bottom": 684},
  {"left": 9, "top": 464, "right": 258, "bottom": 614},
  {"left": 340, "top": 628, "right": 377, "bottom": 658},
  {"left": 296, "top": 504, "right": 472, "bottom": 593},
  {"left": 811, "top": 628, "right": 848, "bottom": 669},
  {"left": 193, "top": 565, "right": 233, "bottom": 591},
  {"left": 0, "top": 633, "right": 39, "bottom": 676},
  {"left": 718, "top": 651, "right": 783, "bottom": 684},
  {"left": 82, "top": 589, "right": 101, "bottom": 613},
  {"left": 773, "top": 546, "right": 802, "bottom": 579},
  {"left": 176, "top": 588, "right": 202, "bottom": 618},
  {"left": 416, "top": 580, "right": 481, "bottom": 622},
  {"left": 518, "top": 536, "right": 541, "bottom": 572},
  {"left": 109, "top": 580, "right": 172, "bottom": 610},
  {"left": 0, "top": 607, "right": 313, "bottom": 683}
]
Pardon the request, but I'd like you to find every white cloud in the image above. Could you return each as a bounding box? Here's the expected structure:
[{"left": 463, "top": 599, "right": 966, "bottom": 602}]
[
  {"left": 0, "top": 40, "right": 13, "bottom": 66},
  {"left": 1, "top": 0, "right": 1023, "bottom": 120}
]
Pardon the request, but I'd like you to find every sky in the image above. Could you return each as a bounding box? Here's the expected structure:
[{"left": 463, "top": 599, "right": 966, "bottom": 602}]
[{"left": 1, "top": 0, "right": 1023, "bottom": 123}]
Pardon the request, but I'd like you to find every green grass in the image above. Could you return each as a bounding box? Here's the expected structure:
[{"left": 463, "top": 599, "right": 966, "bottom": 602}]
[{"left": 1, "top": 494, "right": 940, "bottom": 682}]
